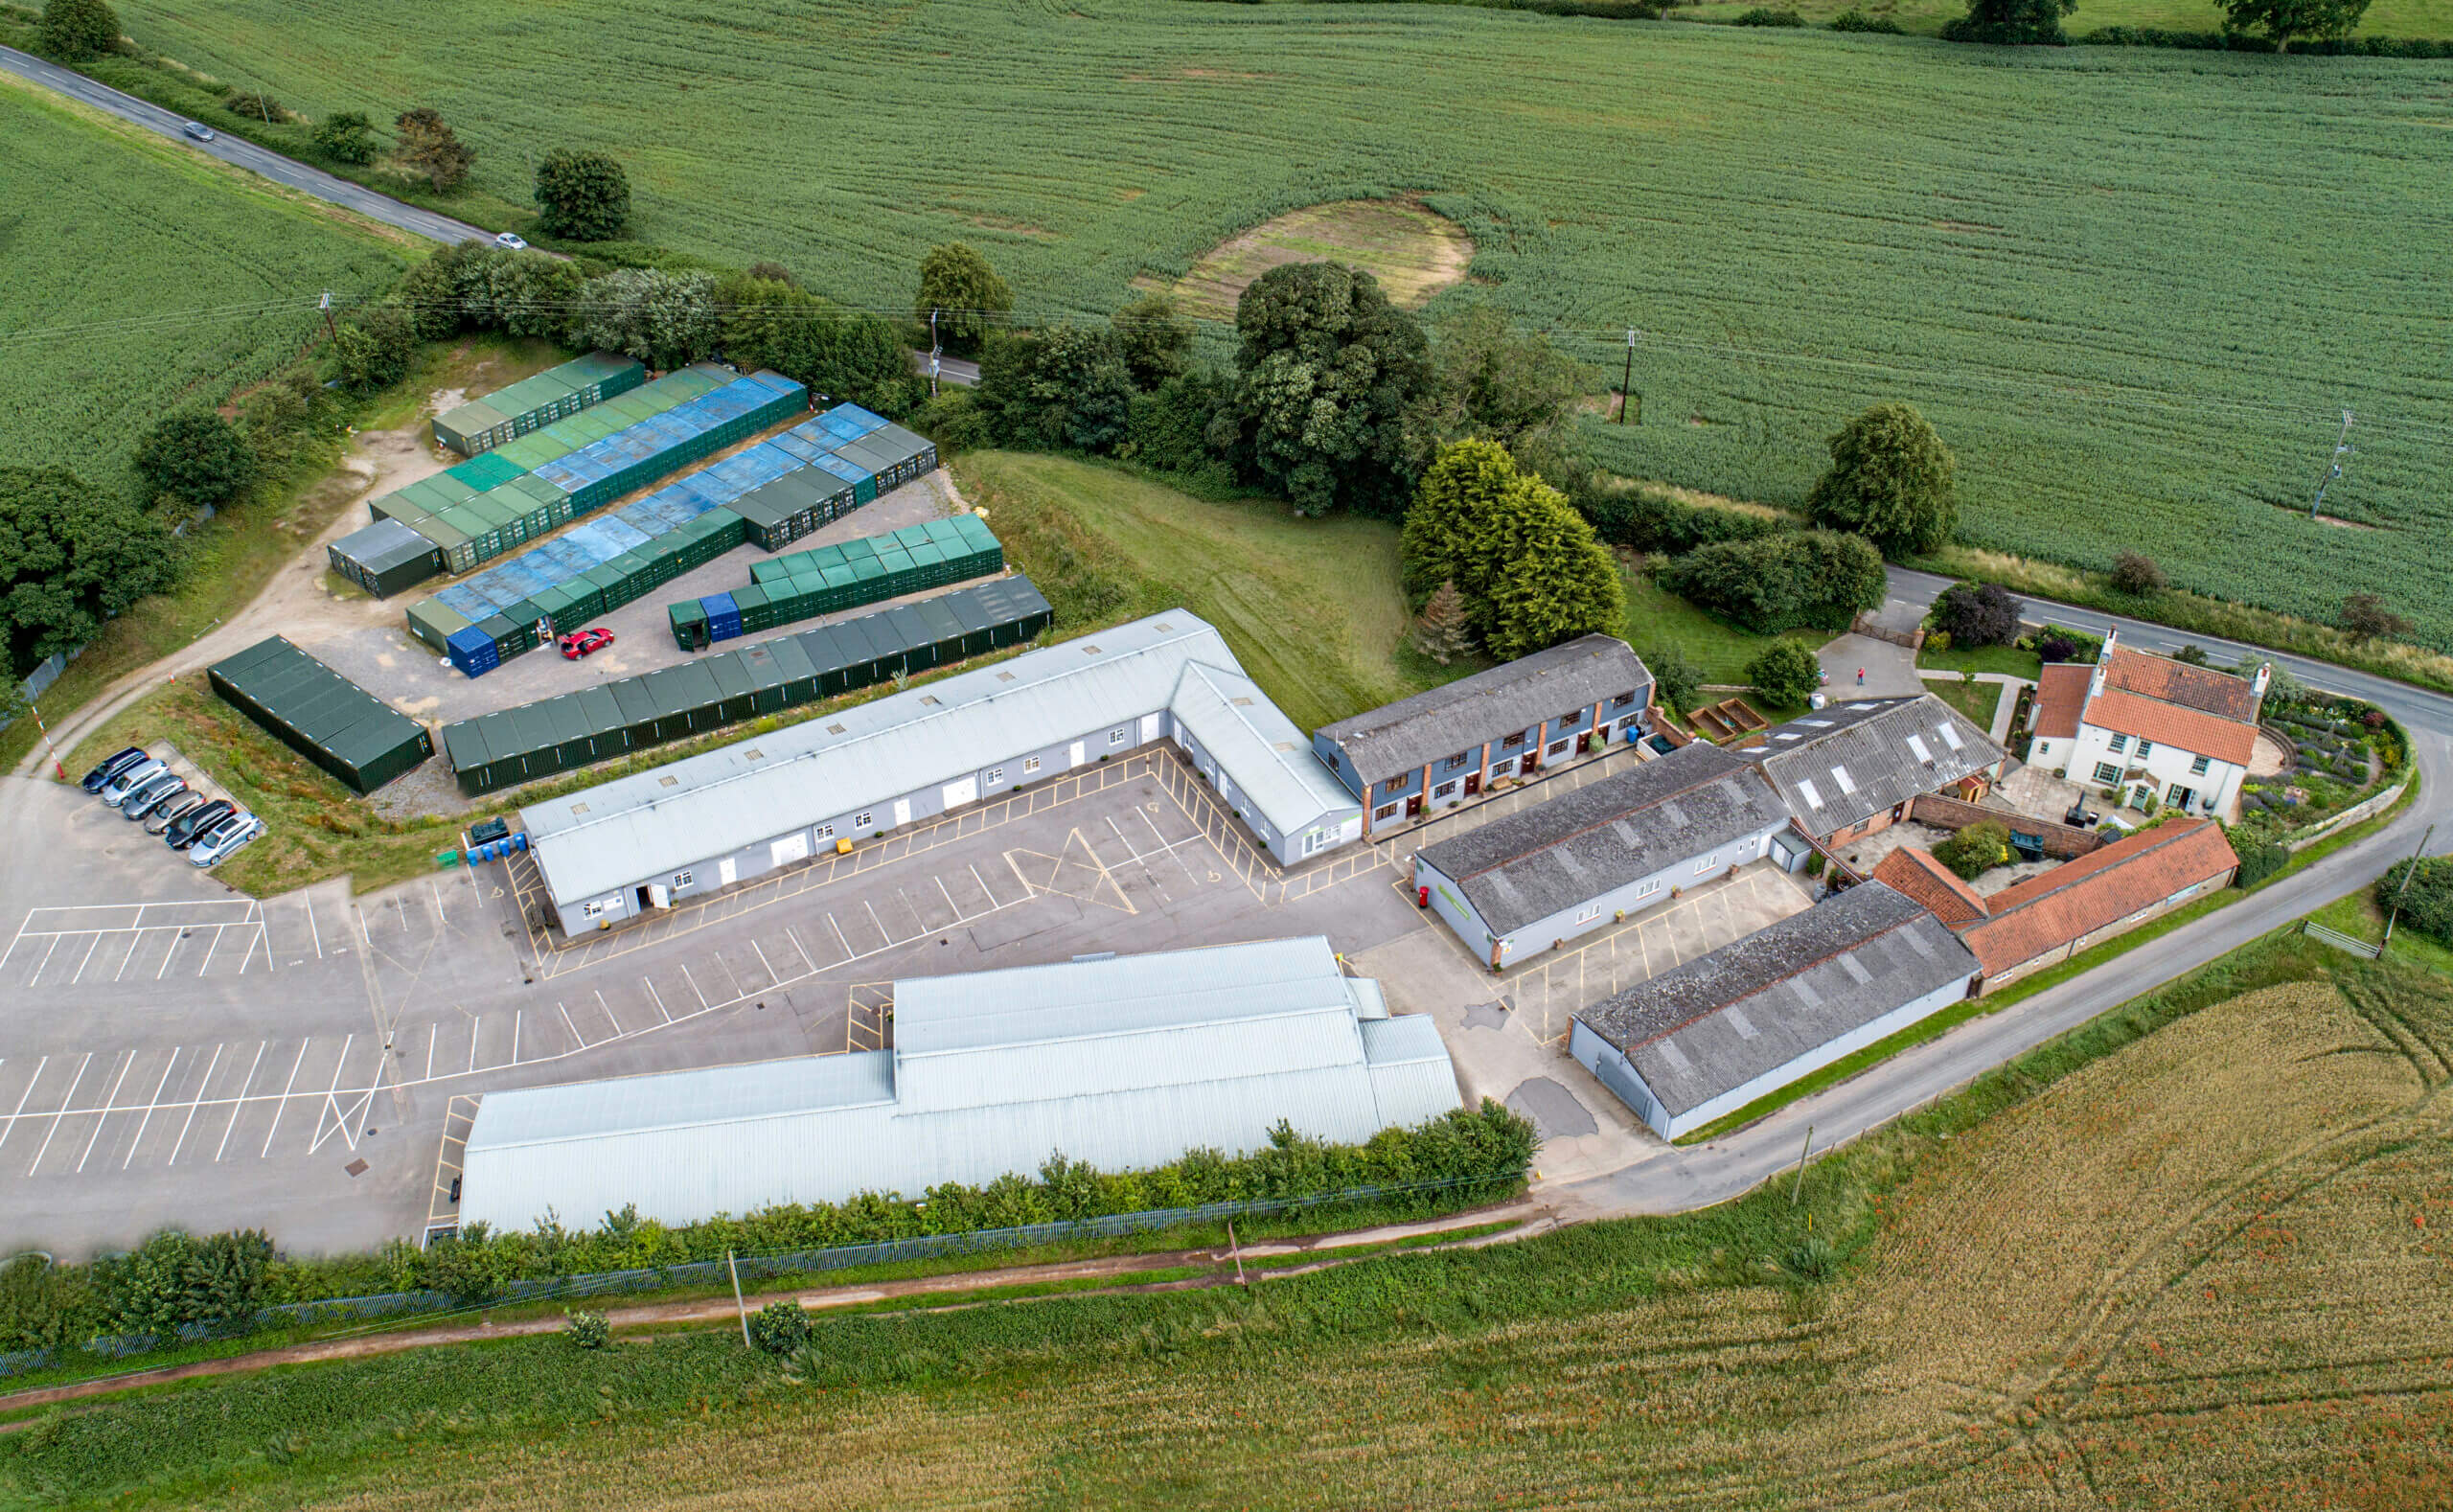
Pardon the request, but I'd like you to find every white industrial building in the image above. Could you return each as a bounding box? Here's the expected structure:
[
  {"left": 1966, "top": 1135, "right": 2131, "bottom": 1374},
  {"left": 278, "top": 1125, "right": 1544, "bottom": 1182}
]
[
  {"left": 459, "top": 937, "right": 1461, "bottom": 1229},
  {"left": 520, "top": 611, "right": 1362, "bottom": 933},
  {"left": 1410, "top": 742, "right": 1801, "bottom": 971},
  {"left": 1569, "top": 882, "right": 1979, "bottom": 1139}
]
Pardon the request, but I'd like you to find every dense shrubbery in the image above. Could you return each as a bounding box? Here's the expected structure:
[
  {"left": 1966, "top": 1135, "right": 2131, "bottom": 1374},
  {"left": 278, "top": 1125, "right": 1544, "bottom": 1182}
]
[
  {"left": 1731, "top": 6, "right": 1806, "bottom": 23},
  {"left": 1574, "top": 482, "right": 1791, "bottom": 555},
  {"left": 1401, "top": 440, "right": 1623, "bottom": 660},
  {"left": 2078, "top": 25, "right": 2452, "bottom": 52},
  {"left": 1660, "top": 529, "right": 1886, "bottom": 635},
  {"left": 1828, "top": 9, "right": 1906, "bottom": 30},
  {"left": 1, "top": 1102, "right": 1534, "bottom": 1358},
  {"left": 2374, "top": 859, "right": 2453, "bottom": 945},
  {"left": 748, "top": 1301, "right": 812, "bottom": 1355},
  {"left": 1745, "top": 641, "right": 1822, "bottom": 707},
  {"left": 1933, "top": 821, "right": 2011, "bottom": 881},
  {"left": 1930, "top": 582, "right": 2022, "bottom": 648}
]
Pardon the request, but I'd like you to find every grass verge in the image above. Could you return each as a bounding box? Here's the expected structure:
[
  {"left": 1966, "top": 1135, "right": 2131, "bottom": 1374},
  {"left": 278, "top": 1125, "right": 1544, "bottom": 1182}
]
[{"left": 1919, "top": 672, "right": 2002, "bottom": 731}]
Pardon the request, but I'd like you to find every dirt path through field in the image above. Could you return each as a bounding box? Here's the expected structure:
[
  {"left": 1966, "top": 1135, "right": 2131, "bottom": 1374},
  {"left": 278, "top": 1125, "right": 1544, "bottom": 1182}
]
[{"left": 0, "top": 1201, "right": 1544, "bottom": 1420}]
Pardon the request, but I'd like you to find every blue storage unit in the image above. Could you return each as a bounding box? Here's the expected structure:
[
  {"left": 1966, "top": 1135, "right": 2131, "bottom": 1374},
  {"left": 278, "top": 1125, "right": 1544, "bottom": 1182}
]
[
  {"left": 447, "top": 625, "right": 501, "bottom": 678},
  {"left": 704, "top": 591, "right": 743, "bottom": 640}
]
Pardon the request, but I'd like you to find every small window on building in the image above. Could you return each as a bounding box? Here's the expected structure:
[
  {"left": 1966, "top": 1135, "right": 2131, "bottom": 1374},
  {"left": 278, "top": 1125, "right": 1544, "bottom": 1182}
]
[
  {"left": 1433, "top": 780, "right": 1457, "bottom": 800},
  {"left": 815, "top": 824, "right": 834, "bottom": 839},
  {"left": 2093, "top": 762, "right": 2121, "bottom": 785},
  {"left": 2108, "top": 734, "right": 2129, "bottom": 754},
  {"left": 1446, "top": 751, "right": 1469, "bottom": 769},
  {"left": 1613, "top": 692, "right": 1636, "bottom": 708},
  {"left": 1637, "top": 879, "right": 1660, "bottom": 898},
  {"left": 1830, "top": 764, "right": 1858, "bottom": 793},
  {"left": 1024, "top": 756, "right": 1042, "bottom": 774},
  {"left": 985, "top": 767, "right": 1004, "bottom": 784},
  {"left": 582, "top": 900, "right": 605, "bottom": 919},
  {"left": 1502, "top": 731, "right": 1526, "bottom": 748},
  {"left": 674, "top": 871, "right": 693, "bottom": 888},
  {"left": 855, "top": 811, "right": 873, "bottom": 828},
  {"left": 2136, "top": 740, "right": 2154, "bottom": 759},
  {"left": 1798, "top": 777, "right": 1824, "bottom": 810},
  {"left": 1578, "top": 904, "right": 1603, "bottom": 923},
  {"left": 2189, "top": 754, "right": 2210, "bottom": 776},
  {"left": 1373, "top": 803, "right": 1398, "bottom": 822},
  {"left": 1547, "top": 740, "right": 1570, "bottom": 757},
  {"left": 659, "top": 775, "right": 678, "bottom": 788},
  {"left": 1560, "top": 711, "right": 1584, "bottom": 727},
  {"left": 1694, "top": 856, "right": 1716, "bottom": 874},
  {"left": 1904, "top": 734, "right": 1933, "bottom": 765},
  {"left": 1110, "top": 727, "right": 1128, "bottom": 745}
]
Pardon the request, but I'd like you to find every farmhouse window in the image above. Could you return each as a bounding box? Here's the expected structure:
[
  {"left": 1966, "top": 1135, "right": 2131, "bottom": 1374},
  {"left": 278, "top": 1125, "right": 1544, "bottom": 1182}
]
[
  {"left": 2189, "top": 755, "right": 2210, "bottom": 776},
  {"left": 2093, "top": 762, "right": 2121, "bottom": 785},
  {"left": 1502, "top": 731, "right": 1527, "bottom": 749},
  {"left": 1373, "top": 803, "right": 1398, "bottom": 822},
  {"left": 855, "top": 812, "right": 873, "bottom": 828},
  {"left": 985, "top": 767, "right": 1004, "bottom": 785},
  {"left": 1637, "top": 880, "right": 1660, "bottom": 898},
  {"left": 2136, "top": 740, "right": 2154, "bottom": 759},
  {"left": 1445, "top": 751, "right": 1469, "bottom": 769},
  {"left": 1694, "top": 856, "right": 1716, "bottom": 874},
  {"left": 1547, "top": 740, "right": 1570, "bottom": 758},
  {"left": 1578, "top": 904, "right": 1604, "bottom": 923},
  {"left": 1559, "top": 711, "right": 1584, "bottom": 727},
  {"left": 1110, "top": 727, "right": 1128, "bottom": 745},
  {"left": 2108, "top": 734, "right": 2130, "bottom": 754},
  {"left": 1433, "top": 780, "right": 1458, "bottom": 800},
  {"left": 1025, "top": 756, "right": 1042, "bottom": 773},
  {"left": 583, "top": 900, "right": 605, "bottom": 919},
  {"left": 815, "top": 825, "right": 834, "bottom": 839}
]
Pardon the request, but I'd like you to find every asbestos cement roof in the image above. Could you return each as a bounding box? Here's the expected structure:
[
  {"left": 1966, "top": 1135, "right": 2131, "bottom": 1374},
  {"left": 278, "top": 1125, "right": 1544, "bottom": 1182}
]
[
  {"left": 1413, "top": 743, "right": 1792, "bottom": 936},
  {"left": 522, "top": 610, "right": 1303, "bottom": 906},
  {"left": 1315, "top": 635, "right": 1649, "bottom": 784},
  {"left": 1168, "top": 660, "right": 1361, "bottom": 842},
  {"left": 1737, "top": 695, "right": 2003, "bottom": 836},
  {"left": 1574, "top": 882, "right": 1978, "bottom": 1117}
]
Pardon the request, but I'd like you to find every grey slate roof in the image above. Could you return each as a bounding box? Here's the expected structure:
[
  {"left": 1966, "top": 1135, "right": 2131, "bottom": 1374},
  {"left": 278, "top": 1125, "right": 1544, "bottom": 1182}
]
[
  {"left": 1736, "top": 695, "right": 2003, "bottom": 836},
  {"left": 1414, "top": 744, "right": 1793, "bottom": 936},
  {"left": 1316, "top": 636, "right": 1649, "bottom": 785},
  {"left": 1575, "top": 882, "right": 1979, "bottom": 1117}
]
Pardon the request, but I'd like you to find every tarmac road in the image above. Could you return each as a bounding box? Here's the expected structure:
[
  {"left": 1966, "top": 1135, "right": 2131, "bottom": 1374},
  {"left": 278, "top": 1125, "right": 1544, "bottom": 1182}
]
[{"left": 0, "top": 44, "right": 495, "bottom": 246}]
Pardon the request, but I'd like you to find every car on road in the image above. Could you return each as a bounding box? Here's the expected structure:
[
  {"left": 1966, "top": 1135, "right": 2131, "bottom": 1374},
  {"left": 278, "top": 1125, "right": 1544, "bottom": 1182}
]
[
  {"left": 181, "top": 121, "right": 216, "bottom": 142},
  {"left": 165, "top": 799, "right": 235, "bottom": 850},
  {"left": 99, "top": 757, "right": 169, "bottom": 808},
  {"left": 188, "top": 813, "right": 266, "bottom": 868},
  {"left": 144, "top": 790, "right": 208, "bottom": 836},
  {"left": 558, "top": 627, "right": 615, "bottom": 660},
  {"left": 80, "top": 747, "right": 150, "bottom": 794},
  {"left": 494, "top": 232, "right": 528, "bottom": 250},
  {"left": 121, "top": 773, "right": 190, "bottom": 822}
]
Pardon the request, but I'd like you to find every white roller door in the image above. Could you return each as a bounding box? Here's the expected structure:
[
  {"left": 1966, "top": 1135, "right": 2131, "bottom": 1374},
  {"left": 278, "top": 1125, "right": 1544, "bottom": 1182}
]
[
  {"left": 770, "top": 833, "right": 810, "bottom": 868},
  {"left": 942, "top": 776, "right": 978, "bottom": 809}
]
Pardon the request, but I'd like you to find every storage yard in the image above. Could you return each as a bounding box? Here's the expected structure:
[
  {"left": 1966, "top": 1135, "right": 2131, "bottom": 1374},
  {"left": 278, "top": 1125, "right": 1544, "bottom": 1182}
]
[
  {"left": 206, "top": 635, "right": 434, "bottom": 795},
  {"left": 429, "top": 351, "right": 644, "bottom": 456}
]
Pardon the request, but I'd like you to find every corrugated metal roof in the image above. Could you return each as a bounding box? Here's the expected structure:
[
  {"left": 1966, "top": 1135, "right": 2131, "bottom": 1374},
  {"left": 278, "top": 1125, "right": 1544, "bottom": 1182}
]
[
  {"left": 523, "top": 611, "right": 1323, "bottom": 906},
  {"left": 1316, "top": 635, "right": 1650, "bottom": 784},
  {"left": 1737, "top": 695, "right": 2003, "bottom": 835},
  {"left": 460, "top": 941, "right": 1463, "bottom": 1230},
  {"left": 1169, "top": 661, "right": 1361, "bottom": 840}
]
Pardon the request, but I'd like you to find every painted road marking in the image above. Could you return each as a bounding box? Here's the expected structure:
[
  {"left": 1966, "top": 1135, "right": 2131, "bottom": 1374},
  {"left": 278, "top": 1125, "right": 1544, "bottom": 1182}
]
[
  {"left": 0, "top": 1054, "right": 48, "bottom": 1156},
  {"left": 214, "top": 1041, "right": 266, "bottom": 1163},
  {"left": 27, "top": 1052, "right": 93, "bottom": 1177},
  {"left": 259, "top": 1038, "right": 312, "bottom": 1159},
  {"left": 167, "top": 1042, "right": 221, "bottom": 1165},
  {"left": 77, "top": 1050, "right": 137, "bottom": 1172}
]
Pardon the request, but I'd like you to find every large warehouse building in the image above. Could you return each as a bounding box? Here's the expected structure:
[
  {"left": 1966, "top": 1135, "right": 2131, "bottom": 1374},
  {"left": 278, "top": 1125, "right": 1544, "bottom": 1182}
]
[
  {"left": 459, "top": 937, "right": 1461, "bottom": 1229},
  {"left": 1569, "top": 882, "right": 1979, "bottom": 1139},
  {"left": 520, "top": 610, "right": 1362, "bottom": 932}
]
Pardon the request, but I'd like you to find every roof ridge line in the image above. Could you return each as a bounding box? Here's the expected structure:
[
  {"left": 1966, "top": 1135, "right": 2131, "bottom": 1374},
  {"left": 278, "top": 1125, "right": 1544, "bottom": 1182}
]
[
  {"left": 1450, "top": 760, "right": 1746, "bottom": 882},
  {"left": 1174, "top": 659, "right": 1337, "bottom": 802},
  {"left": 1624, "top": 906, "right": 1920, "bottom": 1053},
  {"left": 541, "top": 613, "right": 1216, "bottom": 839}
]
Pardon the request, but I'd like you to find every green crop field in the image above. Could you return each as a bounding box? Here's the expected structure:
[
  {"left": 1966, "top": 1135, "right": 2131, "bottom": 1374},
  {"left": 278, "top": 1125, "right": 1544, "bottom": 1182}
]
[
  {"left": 0, "top": 77, "right": 406, "bottom": 493},
  {"left": 106, "top": 3, "right": 2453, "bottom": 643}
]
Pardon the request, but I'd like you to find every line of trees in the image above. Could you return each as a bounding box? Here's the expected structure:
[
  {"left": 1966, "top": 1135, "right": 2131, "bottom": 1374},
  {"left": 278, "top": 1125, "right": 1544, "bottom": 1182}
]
[{"left": 1944, "top": 0, "right": 2373, "bottom": 49}]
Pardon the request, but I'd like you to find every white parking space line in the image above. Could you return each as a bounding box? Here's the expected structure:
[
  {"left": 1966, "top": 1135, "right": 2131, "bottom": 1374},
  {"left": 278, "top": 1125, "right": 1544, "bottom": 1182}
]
[
  {"left": 969, "top": 863, "right": 1002, "bottom": 908},
  {"left": 156, "top": 928, "right": 183, "bottom": 980},
  {"left": 166, "top": 1042, "right": 222, "bottom": 1165},
  {"left": 680, "top": 962, "right": 708, "bottom": 1009},
  {"left": 556, "top": 1001, "right": 585, "bottom": 1049},
  {"left": 76, "top": 1051, "right": 138, "bottom": 1172},
  {"left": 0, "top": 1054, "right": 48, "bottom": 1154},
  {"left": 28, "top": 1052, "right": 93, "bottom": 1177},
  {"left": 713, "top": 951, "right": 745, "bottom": 999},
  {"left": 786, "top": 926, "right": 816, "bottom": 972},
  {"left": 828, "top": 913, "right": 853, "bottom": 958},
  {"left": 259, "top": 1039, "right": 312, "bottom": 1158},
  {"left": 513, "top": 1011, "right": 523, "bottom": 1065},
  {"left": 24, "top": 932, "right": 60, "bottom": 987},
  {"left": 70, "top": 932, "right": 103, "bottom": 985},
  {"left": 643, "top": 976, "right": 673, "bottom": 1024},
  {"left": 214, "top": 1041, "right": 267, "bottom": 1163},
  {"left": 309, "top": 1036, "right": 361, "bottom": 1155},
  {"left": 307, "top": 897, "right": 324, "bottom": 959},
  {"left": 748, "top": 939, "right": 777, "bottom": 988},
  {"left": 466, "top": 1019, "right": 479, "bottom": 1074},
  {"left": 594, "top": 990, "right": 624, "bottom": 1037},
  {"left": 862, "top": 898, "right": 893, "bottom": 948},
  {"left": 1140, "top": 808, "right": 1206, "bottom": 886}
]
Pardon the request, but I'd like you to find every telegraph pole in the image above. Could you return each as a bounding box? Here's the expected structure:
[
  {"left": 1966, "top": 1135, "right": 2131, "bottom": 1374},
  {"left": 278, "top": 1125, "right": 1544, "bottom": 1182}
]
[
  {"left": 928, "top": 308, "right": 942, "bottom": 399},
  {"left": 2309, "top": 409, "right": 2354, "bottom": 519},
  {"left": 2381, "top": 822, "right": 2435, "bottom": 951},
  {"left": 1619, "top": 329, "right": 1639, "bottom": 425},
  {"left": 318, "top": 291, "right": 336, "bottom": 341}
]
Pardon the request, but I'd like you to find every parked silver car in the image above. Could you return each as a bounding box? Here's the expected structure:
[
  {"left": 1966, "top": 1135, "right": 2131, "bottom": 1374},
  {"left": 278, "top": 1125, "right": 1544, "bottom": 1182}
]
[
  {"left": 99, "top": 758, "right": 168, "bottom": 807},
  {"left": 144, "top": 790, "right": 209, "bottom": 836},
  {"left": 121, "top": 772, "right": 190, "bottom": 822},
  {"left": 188, "top": 813, "right": 265, "bottom": 867}
]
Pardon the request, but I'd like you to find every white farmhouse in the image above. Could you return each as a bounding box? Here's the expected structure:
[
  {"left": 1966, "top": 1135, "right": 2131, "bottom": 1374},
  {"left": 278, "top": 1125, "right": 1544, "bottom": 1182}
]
[{"left": 2028, "top": 631, "right": 2268, "bottom": 820}]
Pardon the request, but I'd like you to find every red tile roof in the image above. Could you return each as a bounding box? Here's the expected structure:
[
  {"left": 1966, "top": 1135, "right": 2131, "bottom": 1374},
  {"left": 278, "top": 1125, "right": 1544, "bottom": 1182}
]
[
  {"left": 2031, "top": 663, "right": 2090, "bottom": 741},
  {"left": 2101, "top": 647, "right": 2258, "bottom": 722},
  {"left": 2081, "top": 688, "right": 2259, "bottom": 767},
  {"left": 1955, "top": 819, "right": 2237, "bottom": 977},
  {"left": 1870, "top": 847, "right": 1989, "bottom": 925}
]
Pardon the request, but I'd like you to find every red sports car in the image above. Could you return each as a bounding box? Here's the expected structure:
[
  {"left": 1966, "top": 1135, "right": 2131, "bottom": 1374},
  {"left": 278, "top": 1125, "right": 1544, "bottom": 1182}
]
[{"left": 559, "top": 627, "right": 615, "bottom": 660}]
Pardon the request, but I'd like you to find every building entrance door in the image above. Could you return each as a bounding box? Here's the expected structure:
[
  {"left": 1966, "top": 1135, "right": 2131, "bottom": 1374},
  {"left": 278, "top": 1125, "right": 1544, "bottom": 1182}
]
[
  {"left": 1463, "top": 772, "right": 1481, "bottom": 796},
  {"left": 1406, "top": 793, "right": 1424, "bottom": 818},
  {"left": 1576, "top": 732, "right": 1592, "bottom": 754},
  {"left": 2167, "top": 784, "right": 2195, "bottom": 812}
]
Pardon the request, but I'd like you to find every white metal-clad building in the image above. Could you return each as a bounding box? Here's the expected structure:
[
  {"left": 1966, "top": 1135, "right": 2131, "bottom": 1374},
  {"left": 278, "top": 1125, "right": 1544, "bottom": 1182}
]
[
  {"left": 520, "top": 611, "right": 1363, "bottom": 932},
  {"left": 459, "top": 937, "right": 1462, "bottom": 1230}
]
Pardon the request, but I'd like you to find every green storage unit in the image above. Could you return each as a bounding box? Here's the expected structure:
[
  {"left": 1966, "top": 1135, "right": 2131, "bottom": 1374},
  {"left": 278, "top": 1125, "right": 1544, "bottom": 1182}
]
[
  {"left": 208, "top": 636, "right": 432, "bottom": 794},
  {"left": 670, "top": 599, "right": 711, "bottom": 652},
  {"left": 433, "top": 353, "right": 646, "bottom": 455},
  {"left": 406, "top": 599, "right": 474, "bottom": 653}
]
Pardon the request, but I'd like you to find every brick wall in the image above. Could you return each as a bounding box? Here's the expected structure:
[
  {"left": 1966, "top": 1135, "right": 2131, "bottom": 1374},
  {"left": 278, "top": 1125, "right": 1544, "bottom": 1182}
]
[{"left": 1909, "top": 794, "right": 2101, "bottom": 859}]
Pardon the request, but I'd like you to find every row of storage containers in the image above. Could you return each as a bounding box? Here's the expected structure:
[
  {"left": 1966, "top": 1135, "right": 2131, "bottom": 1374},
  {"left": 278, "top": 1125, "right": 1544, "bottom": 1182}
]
[
  {"left": 207, "top": 636, "right": 434, "bottom": 795},
  {"left": 328, "top": 517, "right": 447, "bottom": 599},
  {"left": 431, "top": 352, "right": 646, "bottom": 456},
  {"left": 441, "top": 576, "right": 1055, "bottom": 795},
  {"left": 432, "top": 509, "right": 749, "bottom": 677},
  {"left": 675, "top": 515, "right": 1003, "bottom": 650},
  {"left": 533, "top": 371, "right": 807, "bottom": 516},
  {"left": 728, "top": 420, "right": 937, "bottom": 550}
]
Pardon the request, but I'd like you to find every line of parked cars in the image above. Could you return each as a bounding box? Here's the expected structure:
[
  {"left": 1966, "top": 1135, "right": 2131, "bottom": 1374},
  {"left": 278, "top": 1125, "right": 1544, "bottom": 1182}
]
[{"left": 80, "top": 747, "right": 266, "bottom": 866}]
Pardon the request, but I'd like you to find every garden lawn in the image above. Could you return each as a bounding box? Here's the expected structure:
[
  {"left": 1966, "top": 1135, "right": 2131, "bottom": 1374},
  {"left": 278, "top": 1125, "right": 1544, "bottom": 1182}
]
[
  {"left": 99, "top": 1, "right": 2453, "bottom": 647},
  {"left": 1916, "top": 640, "right": 2042, "bottom": 681},
  {"left": 952, "top": 451, "right": 1468, "bottom": 731},
  {"left": 1922, "top": 672, "right": 2003, "bottom": 729}
]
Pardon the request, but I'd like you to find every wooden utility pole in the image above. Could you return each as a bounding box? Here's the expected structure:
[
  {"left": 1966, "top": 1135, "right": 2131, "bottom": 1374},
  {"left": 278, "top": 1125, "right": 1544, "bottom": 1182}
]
[
  {"left": 2382, "top": 823, "right": 2436, "bottom": 951},
  {"left": 1790, "top": 1124, "right": 1815, "bottom": 1206},
  {"left": 726, "top": 1249, "right": 751, "bottom": 1347},
  {"left": 1619, "top": 329, "right": 1639, "bottom": 425}
]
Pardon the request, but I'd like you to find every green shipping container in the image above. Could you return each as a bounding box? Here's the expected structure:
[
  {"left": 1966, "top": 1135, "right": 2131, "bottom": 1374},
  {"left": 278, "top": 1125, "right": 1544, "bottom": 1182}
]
[{"left": 208, "top": 635, "right": 432, "bottom": 794}]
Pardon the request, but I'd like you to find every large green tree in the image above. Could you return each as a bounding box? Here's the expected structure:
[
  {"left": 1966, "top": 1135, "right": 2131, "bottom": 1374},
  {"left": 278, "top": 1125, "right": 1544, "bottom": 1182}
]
[
  {"left": 1400, "top": 439, "right": 1622, "bottom": 658},
  {"left": 2219, "top": 0, "right": 2371, "bottom": 46},
  {"left": 330, "top": 306, "right": 420, "bottom": 394},
  {"left": 394, "top": 108, "right": 474, "bottom": 192},
  {"left": 1662, "top": 529, "right": 1887, "bottom": 635},
  {"left": 0, "top": 468, "right": 179, "bottom": 672},
  {"left": 567, "top": 268, "right": 718, "bottom": 370},
  {"left": 973, "top": 326, "right": 1137, "bottom": 453},
  {"left": 913, "top": 243, "right": 1013, "bottom": 354},
  {"left": 1221, "top": 263, "right": 1434, "bottom": 518},
  {"left": 309, "top": 110, "right": 379, "bottom": 165},
  {"left": 1111, "top": 293, "right": 1195, "bottom": 392},
  {"left": 715, "top": 274, "right": 913, "bottom": 414},
  {"left": 1806, "top": 401, "right": 1958, "bottom": 557},
  {"left": 1745, "top": 640, "right": 1823, "bottom": 708},
  {"left": 131, "top": 411, "right": 257, "bottom": 513},
  {"left": 1941, "top": 0, "right": 2075, "bottom": 42},
  {"left": 533, "top": 149, "right": 630, "bottom": 241},
  {"left": 1429, "top": 305, "right": 1587, "bottom": 452},
  {"left": 38, "top": 0, "right": 118, "bottom": 58}
]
